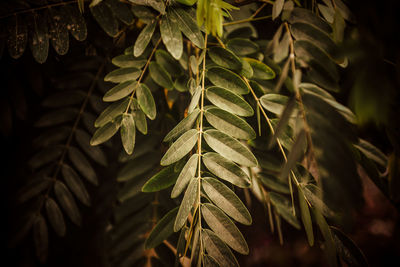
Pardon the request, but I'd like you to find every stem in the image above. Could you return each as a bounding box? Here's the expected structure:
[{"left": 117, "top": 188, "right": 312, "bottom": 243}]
[
  {"left": 124, "top": 37, "right": 162, "bottom": 114},
  {"left": 223, "top": 15, "right": 272, "bottom": 26}
]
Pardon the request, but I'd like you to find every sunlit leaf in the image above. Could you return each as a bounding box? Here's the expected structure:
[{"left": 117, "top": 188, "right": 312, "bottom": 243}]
[
  {"left": 206, "top": 86, "right": 253, "bottom": 117},
  {"left": 161, "top": 12, "right": 183, "bottom": 59},
  {"left": 174, "top": 177, "right": 198, "bottom": 231},
  {"left": 207, "top": 66, "right": 249, "bottom": 94},
  {"left": 120, "top": 114, "right": 136, "bottom": 155},
  {"left": 134, "top": 21, "right": 157, "bottom": 57},
  {"left": 161, "top": 129, "right": 198, "bottom": 166},
  {"left": 202, "top": 229, "right": 239, "bottom": 267},
  {"left": 171, "top": 154, "right": 198, "bottom": 198}
]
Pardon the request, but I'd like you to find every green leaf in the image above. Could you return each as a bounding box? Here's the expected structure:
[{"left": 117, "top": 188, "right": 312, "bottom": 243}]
[
  {"left": 35, "top": 108, "right": 78, "bottom": 128},
  {"left": 7, "top": 15, "right": 28, "bottom": 59},
  {"left": 170, "top": 7, "right": 204, "bottom": 49},
  {"left": 33, "top": 214, "right": 48, "bottom": 263},
  {"left": 137, "top": 83, "right": 156, "bottom": 120},
  {"left": 288, "top": 8, "right": 332, "bottom": 34},
  {"left": 103, "top": 80, "right": 138, "bottom": 102},
  {"left": 203, "top": 255, "right": 219, "bottom": 267},
  {"left": 105, "top": 0, "right": 134, "bottom": 25},
  {"left": 298, "top": 187, "right": 314, "bottom": 246},
  {"left": 61, "top": 164, "right": 91, "bottom": 206},
  {"left": 187, "top": 86, "right": 202, "bottom": 114},
  {"left": 145, "top": 207, "right": 179, "bottom": 249},
  {"left": 68, "top": 146, "right": 98, "bottom": 185},
  {"left": 260, "top": 94, "right": 289, "bottom": 116},
  {"left": 208, "top": 47, "right": 242, "bottom": 71},
  {"left": 29, "top": 12, "right": 49, "bottom": 64},
  {"left": 175, "top": 0, "right": 197, "bottom": 6},
  {"left": 94, "top": 98, "right": 129, "bottom": 127},
  {"left": 280, "top": 130, "right": 306, "bottom": 180},
  {"left": 205, "top": 107, "right": 255, "bottom": 140},
  {"left": 28, "top": 146, "right": 63, "bottom": 170},
  {"left": 355, "top": 139, "right": 387, "bottom": 167},
  {"left": 160, "top": 12, "right": 183, "bottom": 59},
  {"left": 202, "top": 203, "right": 249, "bottom": 254},
  {"left": 269, "top": 192, "right": 301, "bottom": 229},
  {"left": 63, "top": 5, "right": 87, "bottom": 41},
  {"left": 54, "top": 181, "right": 81, "bottom": 226},
  {"left": 16, "top": 177, "right": 52, "bottom": 204},
  {"left": 134, "top": 21, "right": 157, "bottom": 57},
  {"left": 149, "top": 62, "right": 174, "bottom": 89},
  {"left": 164, "top": 108, "right": 200, "bottom": 142},
  {"left": 90, "top": 2, "right": 119, "bottom": 37},
  {"left": 142, "top": 165, "right": 178, "bottom": 192},
  {"left": 206, "top": 86, "right": 253, "bottom": 117},
  {"left": 155, "top": 49, "right": 183, "bottom": 77},
  {"left": 91, "top": 119, "right": 121, "bottom": 146},
  {"left": 203, "top": 152, "right": 251, "bottom": 188},
  {"left": 314, "top": 208, "right": 337, "bottom": 267},
  {"left": 104, "top": 68, "right": 141, "bottom": 83},
  {"left": 174, "top": 177, "right": 198, "bottom": 231},
  {"left": 45, "top": 198, "right": 66, "bottom": 237},
  {"left": 258, "top": 172, "right": 290, "bottom": 194},
  {"left": 131, "top": 100, "right": 148, "bottom": 134},
  {"left": 226, "top": 38, "right": 259, "bottom": 56},
  {"left": 203, "top": 177, "right": 252, "bottom": 225},
  {"left": 112, "top": 55, "right": 147, "bottom": 68},
  {"left": 204, "top": 129, "right": 258, "bottom": 167},
  {"left": 75, "top": 129, "right": 108, "bottom": 166},
  {"left": 272, "top": 0, "right": 284, "bottom": 20},
  {"left": 161, "top": 129, "right": 198, "bottom": 166},
  {"left": 120, "top": 114, "right": 136, "bottom": 155},
  {"left": 243, "top": 58, "right": 275, "bottom": 80},
  {"left": 171, "top": 154, "right": 198, "bottom": 198},
  {"left": 202, "top": 229, "right": 239, "bottom": 267},
  {"left": 207, "top": 67, "right": 249, "bottom": 95},
  {"left": 238, "top": 57, "right": 254, "bottom": 78},
  {"left": 117, "top": 151, "right": 161, "bottom": 182},
  {"left": 128, "top": 0, "right": 165, "bottom": 14},
  {"left": 48, "top": 8, "right": 69, "bottom": 55}
]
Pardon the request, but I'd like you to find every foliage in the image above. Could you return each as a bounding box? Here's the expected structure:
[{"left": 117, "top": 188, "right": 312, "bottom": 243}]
[{"left": 2, "top": 0, "right": 399, "bottom": 266}]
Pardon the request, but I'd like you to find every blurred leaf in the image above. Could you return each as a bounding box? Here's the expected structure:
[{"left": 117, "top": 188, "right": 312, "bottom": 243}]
[
  {"left": 63, "top": 5, "right": 87, "bottom": 41},
  {"left": 45, "top": 198, "right": 66, "bottom": 237},
  {"left": 61, "top": 164, "right": 91, "bottom": 206},
  {"left": 288, "top": 8, "right": 332, "bottom": 34},
  {"left": 54, "top": 181, "right": 81, "bottom": 226},
  {"left": 68, "top": 146, "right": 98, "bottom": 185},
  {"left": 298, "top": 187, "right": 314, "bottom": 246},
  {"left": 33, "top": 214, "right": 48, "bottom": 263},
  {"left": 48, "top": 8, "right": 69, "bottom": 55},
  {"left": 90, "top": 1, "right": 119, "bottom": 37},
  {"left": 243, "top": 58, "right": 275, "bottom": 80},
  {"left": 29, "top": 12, "right": 49, "bottom": 64},
  {"left": 7, "top": 15, "right": 27, "bottom": 59},
  {"left": 155, "top": 49, "right": 183, "bottom": 77},
  {"left": 272, "top": 0, "right": 284, "bottom": 20},
  {"left": 269, "top": 192, "right": 301, "bottom": 229}
]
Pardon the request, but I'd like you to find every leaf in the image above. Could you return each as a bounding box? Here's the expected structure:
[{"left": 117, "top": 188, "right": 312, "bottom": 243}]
[
  {"left": 45, "top": 198, "right": 66, "bottom": 237},
  {"left": 239, "top": 57, "right": 254, "bottom": 78},
  {"left": 203, "top": 177, "right": 251, "bottom": 225},
  {"left": 243, "top": 58, "right": 275, "bottom": 80},
  {"left": 48, "top": 8, "right": 69, "bottom": 55},
  {"left": 269, "top": 97, "right": 296, "bottom": 148},
  {"left": 137, "top": 83, "right": 156, "bottom": 120},
  {"left": 120, "top": 114, "right": 136, "bottom": 155},
  {"left": 260, "top": 94, "right": 289, "bottom": 115},
  {"left": 7, "top": 15, "right": 28, "bottom": 59},
  {"left": 132, "top": 108, "right": 148, "bottom": 134},
  {"left": 187, "top": 86, "right": 201, "bottom": 114},
  {"left": 258, "top": 172, "right": 290, "bottom": 194},
  {"left": 117, "top": 151, "right": 161, "bottom": 182},
  {"left": 170, "top": 7, "right": 204, "bottom": 49},
  {"left": 61, "top": 164, "right": 91, "bottom": 206},
  {"left": 104, "top": 68, "right": 141, "bottom": 83},
  {"left": 161, "top": 129, "right": 198, "bottom": 166},
  {"left": 298, "top": 188, "right": 314, "bottom": 246},
  {"left": 68, "top": 146, "right": 98, "bottom": 185},
  {"left": 134, "top": 21, "right": 157, "bottom": 57},
  {"left": 164, "top": 108, "right": 200, "bottom": 142},
  {"left": 42, "top": 90, "right": 86, "bottom": 108},
  {"left": 131, "top": 6, "right": 156, "bottom": 24},
  {"left": 204, "top": 129, "right": 257, "bottom": 167},
  {"left": 206, "top": 86, "right": 253, "bottom": 117},
  {"left": 202, "top": 229, "right": 239, "bottom": 267},
  {"left": 207, "top": 67, "right": 249, "bottom": 94},
  {"left": 28, "top": 146, "right": 63, "bottom": 170},
  {"left": 174, "top": 177, "right": 198, "bottom": 231},
  {"left": 354, "top": 139, "right": 387, "bottom": 168},
  {"left": 54, "top": 181, "right": 81, "bottom": 226},
  {"left": 33, "top": 214, "right": 48, "bottom": 263},
  {"left": 272, "top": 0, "right": 285, "bottom": 20},
  {"left": 160, "top": 12, "right": 183, "bottom": 59},
  {"left": 145, "top": 207, "right": 179, "bottom": 249},
  {"left": 142, "top": 165, "right": 178, "bottom": 192},
  {"left": 63, "top": 5, "right": 87, "bottom": 41},
  {"left": 75, "top": 129, "right": 108, "bottom": 166},
  {"left": 171, "top": 154, "right": 198, "bottom": 198},
  {"left": 314, "top": 208, "right": 337, "bottom": 267},
  {"left": 202, "top": 203, "right": 248, "bottom": 254},
  {"left": 226, "top": 38, "right": 259, "bottom": 56},
  {"left": 149, "top": 62, "right": 174, "bottom": 89},
  {"left": 103, "top": 80, "right": 137, "bottom": 102},
  {"left": 91, "top": 119, "right": 121, "bottom": 146},
  {"left": 112, "top": 55, "right": 147, "bottom": 68},
  {"left": 279, "top": 130, "right": 306, "bottom": 180},
  {"left": 330, "top": 226, "right": 368, "bottom": 267},
  {"left": 105, "top": 0, "right": 134, "bottom": 25},
  {"left": 34, "top": 108, "right": 78, "bottom": 128},
  {"left": 269, "top": 192, "right": 301, "bottom": 229},
  {"left": 155, "top": 49, "right": 183, "bottom": 77},
  {"left": 128, "top": 0, "right": 165, "bottom": 14},
  {"left": 203, "top": 255, "right": 219, "bottom": 267},
  {"left": 203, "top": 152, "right": 251, "bottom": 188},
  {"left": 29, "top": 12, "right": 49, "bottom": 64},
  {"left": 94, "top": 98, "right": 129, "bottom": 127},
  {"left": 17, "top": 177, "right": 52, "bottom": 204},
  {"left": 288, "top": 8, "right": 332, "bottom": 34},
  {"left": 208, "top": 47, "right": 242, "bottom": 71},
  {"left": 205, "top": 107, "right": 255, "bottom": 140},
  {"left": 90, "top": 1, "right": 119, "bottom": 37}
]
